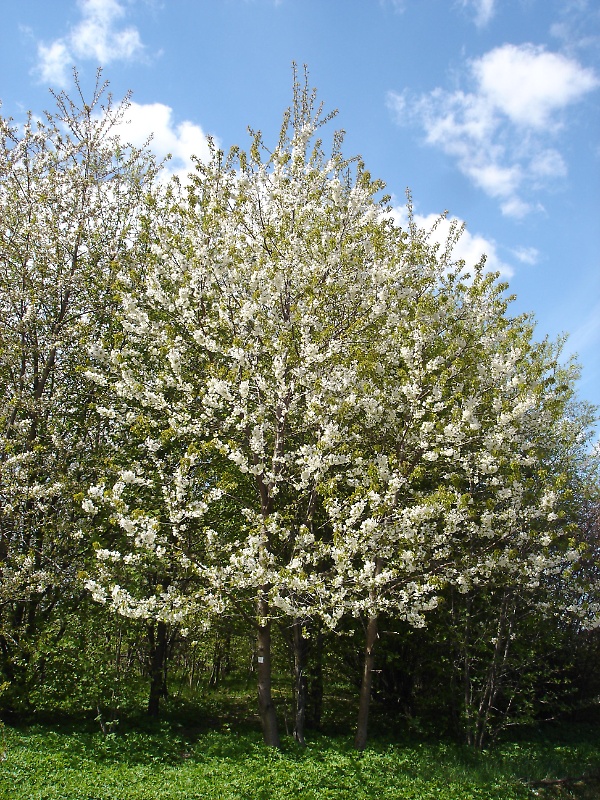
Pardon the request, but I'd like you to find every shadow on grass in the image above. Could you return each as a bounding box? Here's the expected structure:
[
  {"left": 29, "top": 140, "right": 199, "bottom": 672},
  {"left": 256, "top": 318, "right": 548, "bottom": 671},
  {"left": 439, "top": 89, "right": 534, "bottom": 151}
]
[{"left": 3, "top": 694, "right": 600, "bottom": 800}]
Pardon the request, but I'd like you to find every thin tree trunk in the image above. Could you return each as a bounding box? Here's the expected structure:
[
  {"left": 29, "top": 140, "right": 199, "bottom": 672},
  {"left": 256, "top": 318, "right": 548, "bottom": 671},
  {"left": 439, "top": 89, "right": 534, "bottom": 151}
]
[
  {"left": 474, "top": 594, "right": 514, "bottom": 750},
  {"left": 463, "top": 596, "right": 474, "bottom": 747},
  {"left": 307, "top": 625, "right": 324, "bottom": 729},
  {"left": 253, "top": 461, "right": 281, "bottom": 747},
  {"left": 355, "top": 557, "right": 384, "bottom": 751},
  {"left": 292, "top": 621, "right": 308, "bottom": 746},
  {"left": 147, "top": 620, "right": 168, "bottom": 718},
  {"left": 208, "top": 636, "right": 222, "bottom": 689},
  {"left": 355, "top": 611, "right": 379, "bottom": 751},
  {"left": 223, "top": 631, "right": 232, "bottom": 675},
  {"left": 115, "top": 626, "right": 123, "bottom": 676},
  {"left": 257, "top": 593, "right": 280, "bottom": 747}
]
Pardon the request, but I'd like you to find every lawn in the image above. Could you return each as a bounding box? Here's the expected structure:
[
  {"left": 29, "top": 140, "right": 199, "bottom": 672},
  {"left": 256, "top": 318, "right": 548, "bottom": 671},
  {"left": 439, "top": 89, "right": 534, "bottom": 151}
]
[{"left": 2, "top": 708, "right": 600, "bottom": 800}]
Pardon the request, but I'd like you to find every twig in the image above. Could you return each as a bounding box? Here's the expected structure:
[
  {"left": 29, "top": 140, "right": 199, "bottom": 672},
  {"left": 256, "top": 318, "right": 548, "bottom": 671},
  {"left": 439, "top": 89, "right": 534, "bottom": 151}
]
[{"left": 526, "top": 770, "right": 600, "bottom": 788}]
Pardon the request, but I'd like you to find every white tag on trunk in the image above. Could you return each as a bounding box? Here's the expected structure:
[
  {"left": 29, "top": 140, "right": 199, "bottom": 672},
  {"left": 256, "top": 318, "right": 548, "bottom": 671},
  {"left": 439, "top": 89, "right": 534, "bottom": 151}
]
[{"left": 257, "top": 656, "right": 264, "bottom": 663}]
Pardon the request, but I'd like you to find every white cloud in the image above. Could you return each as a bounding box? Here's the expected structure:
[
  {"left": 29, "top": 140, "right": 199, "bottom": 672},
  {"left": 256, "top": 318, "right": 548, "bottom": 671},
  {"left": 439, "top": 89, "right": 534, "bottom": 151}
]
[
  {"left": 460, "top": 0, "right": 496, "bottom": 28},
  {"left": 35, "top": 0, "right": 145, "bottom": 87},
  {"left": 473, "top": 44, "right": 598, "bottom": 128},
  {"left": 389, "top": 205, "right": 513, "bottom": 278},
  {"left": 389, "top": 44, "right": 599, "bottom": 217},
  {"left": 500, "top": 198, "right": 538, "bottom": 218},
  {"left": 529, "top": 148, "right": 567, "bottom": 181},
  {"left": 510, "top": 246, "right": 539, "bottom": 266},
  {"left": 37, "top": 40, "right": 72, "bottom": 87},
  {"left": 380, "top": 0, "right": 408, "bottom": 11},
  {"left": 550, "top": 1, "right": 600, "bottom": 57},
  {"left": 466, "top": 162, "right": 522, "bottom": 200},
  {"left": 115, "top": 101, "right": 214, "bottom": 182}
]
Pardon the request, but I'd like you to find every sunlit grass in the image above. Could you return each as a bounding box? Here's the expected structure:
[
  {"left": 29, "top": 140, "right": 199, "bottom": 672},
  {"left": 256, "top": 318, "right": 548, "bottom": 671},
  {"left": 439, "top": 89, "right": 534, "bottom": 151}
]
[{"left": 2, "top": 706, "right": 600, "bottom": 800}]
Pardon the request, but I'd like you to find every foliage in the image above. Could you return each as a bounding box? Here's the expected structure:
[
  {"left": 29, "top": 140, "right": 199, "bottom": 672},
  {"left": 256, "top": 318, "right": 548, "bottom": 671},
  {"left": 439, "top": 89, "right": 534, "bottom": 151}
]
[
  {"left": 1, "top": 69, "right": 598, "bottom": 750},
  {"left": 0, "top": 70, "right": 158, "bottom": 702}
]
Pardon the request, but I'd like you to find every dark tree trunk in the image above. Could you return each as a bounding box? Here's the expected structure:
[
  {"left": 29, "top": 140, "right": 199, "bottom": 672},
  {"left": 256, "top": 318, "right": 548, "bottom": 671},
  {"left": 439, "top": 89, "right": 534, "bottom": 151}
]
[
  {"left": 355, "top": 556, "right": 384, "bottom": 751},
  {"left": 355, "top": 612, "right": 379, "bottom": 751},
  {"left": 292, "top": 621, "right": 308, "bottom": 745},
  {"left": 147, "top": 620, "right": 168, "bottom": 718},
  {"left": 257, "top": 594, "right": 280, "bottom": 748},
  {"left": 208, "top": 637, "right": 222, "bottom": 690},
  {"left": 208, "top": 630, "right": 232, "bottom": 689},
  {"left": 0, "top": 634, "right": 15, "bottom": 685},
  {"left": 307, "top": 625, "right": 324, "bottom": 729},
  {"left": 223, "top": 631, "right": 232, "bottom": 675}
]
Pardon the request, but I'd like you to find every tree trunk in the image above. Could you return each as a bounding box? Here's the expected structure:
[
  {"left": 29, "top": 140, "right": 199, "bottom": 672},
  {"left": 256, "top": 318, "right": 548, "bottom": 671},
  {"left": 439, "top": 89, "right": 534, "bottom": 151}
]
[
  {"left": 208, "top": 636, "right": 222, "bottom": 690},
  {"left": 355, "top": 556, "right": 384, "bottom": 751},
  {"left": 307, "top": 625, "right": 324, "bottom": 729},
  {"left": 257, "top": 594, "right": 280, "bottom": 747},
  {"left": 292, "top": 621, "right": 308, "bottom": 745},
  {"left": 355, "top": 611, "right": 379, "bottom": 750},
  {"left": 474, "top": 593, "right": 513, "bottom": 750},
  {"left": 254, "top": 470, "right": 280, "bottom": 747},
  {"left": 147, "top": 620, "right": 168, "bottom": 718}
]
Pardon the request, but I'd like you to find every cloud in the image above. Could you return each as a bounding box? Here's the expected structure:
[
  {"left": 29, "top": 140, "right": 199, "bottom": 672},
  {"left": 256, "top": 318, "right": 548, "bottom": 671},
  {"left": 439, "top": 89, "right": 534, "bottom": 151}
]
[
  {"left": 550, "top": 0, "right": 600, "bottom": 57},
  {"left": 388, "top": 44, "right": 599, "bottom": 217},
  {"left": 37, "top": 41, "right": 72, "bottom": 86},
  {"left": 529, "top": 149, "right": 567, "bottom": 180},
  {"left": 380, "top": 0, "right": 408, "bottom": 11},
  {"left": 389, "top": 205, "right": 513, "bottom": 278},
  {"left": 35, "top": 0, "right": 145, "bottom": 87},
  {"left": 473, "top": 44, "right": 598, "bottom": 128},
  {"left": 510, "top": 246, "right": 539, "bottom": 266},
  {"left": 115, "top": 101, "right": 214, "bottom": 182},
  {"left": 459, "top": 0, "right": 496, "bottom": 28}
]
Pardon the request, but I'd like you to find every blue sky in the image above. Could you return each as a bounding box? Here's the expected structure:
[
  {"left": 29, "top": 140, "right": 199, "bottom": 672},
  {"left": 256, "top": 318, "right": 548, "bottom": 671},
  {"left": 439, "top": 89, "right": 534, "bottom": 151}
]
[{"left": 1, "top": 0, "right": 599, "bottom": 415}]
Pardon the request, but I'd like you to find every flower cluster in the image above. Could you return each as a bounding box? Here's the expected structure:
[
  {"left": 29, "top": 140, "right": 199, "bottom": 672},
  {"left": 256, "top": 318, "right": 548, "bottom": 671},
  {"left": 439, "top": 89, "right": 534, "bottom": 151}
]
[{"left": 80, "top": 84, "right": 596, "bottom": 639}]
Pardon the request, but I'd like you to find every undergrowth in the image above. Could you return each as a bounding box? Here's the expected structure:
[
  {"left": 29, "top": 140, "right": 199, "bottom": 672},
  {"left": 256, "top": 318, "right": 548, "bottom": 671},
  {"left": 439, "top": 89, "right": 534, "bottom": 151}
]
[{"left": 1, "top": 708, "right": 600, "bottom": 799}]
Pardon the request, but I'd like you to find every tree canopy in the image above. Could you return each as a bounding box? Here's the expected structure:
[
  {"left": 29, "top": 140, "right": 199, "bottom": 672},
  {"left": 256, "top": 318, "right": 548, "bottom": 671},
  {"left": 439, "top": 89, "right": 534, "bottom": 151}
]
[{"left": 1, "top": 70, "right": 598, "bottom": 750}]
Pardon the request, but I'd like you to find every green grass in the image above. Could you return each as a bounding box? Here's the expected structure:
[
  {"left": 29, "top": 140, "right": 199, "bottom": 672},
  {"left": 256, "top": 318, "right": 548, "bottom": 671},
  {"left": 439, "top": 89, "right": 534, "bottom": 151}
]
[{"left": 1, "top": 708, "right": 600, "bottom": 800}]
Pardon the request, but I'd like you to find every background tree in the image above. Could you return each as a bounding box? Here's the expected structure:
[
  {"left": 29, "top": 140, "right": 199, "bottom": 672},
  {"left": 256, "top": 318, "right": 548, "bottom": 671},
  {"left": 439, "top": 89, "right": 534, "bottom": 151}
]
[
  {"left": 69, "top": 71, "right": 598, "bottom": 750},
  {"left": 82, "top": 71, "right": 402, "bottom": 745},
  {"left": 0, "top": 72, "right": 158, "bottom": 706}
]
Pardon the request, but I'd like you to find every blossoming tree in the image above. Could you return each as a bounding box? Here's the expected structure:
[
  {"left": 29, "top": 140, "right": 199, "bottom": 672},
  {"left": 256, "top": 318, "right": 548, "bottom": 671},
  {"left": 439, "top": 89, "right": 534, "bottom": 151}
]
[
  {"left": 0, "top": 73, "right": 158, "bottom": 695},
  {"left": 82, "top": 71, "right": 593, "bottom": 748}
]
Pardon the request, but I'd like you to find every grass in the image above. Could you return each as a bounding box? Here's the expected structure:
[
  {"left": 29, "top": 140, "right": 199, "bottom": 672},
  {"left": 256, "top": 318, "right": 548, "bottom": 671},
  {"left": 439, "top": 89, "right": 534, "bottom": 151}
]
[{"left": 1, "top": 700, "right": 600, "bottom": 799}]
